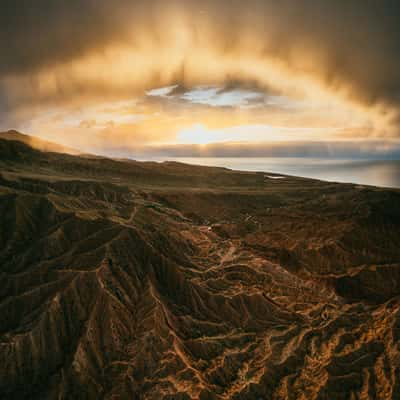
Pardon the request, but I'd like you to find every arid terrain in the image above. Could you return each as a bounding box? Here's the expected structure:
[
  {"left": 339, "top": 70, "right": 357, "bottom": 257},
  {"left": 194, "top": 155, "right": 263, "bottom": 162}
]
[{"left": 1, "top": 132, "right": 400, "bottom": 399}]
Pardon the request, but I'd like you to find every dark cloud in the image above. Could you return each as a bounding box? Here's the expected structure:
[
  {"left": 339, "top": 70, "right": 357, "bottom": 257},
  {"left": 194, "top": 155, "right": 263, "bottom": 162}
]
[
  {"left": 202, "top": 0, "right": 400, "bottom": 113},
  {"left": 0, "top": 0, "right": 139, "bottom": 76},
  {"left": 95, "top": 140, "right": 400, "bottom": 160},
  {"left": 1, "top": 1, "right": 400, "bottom": 132}
]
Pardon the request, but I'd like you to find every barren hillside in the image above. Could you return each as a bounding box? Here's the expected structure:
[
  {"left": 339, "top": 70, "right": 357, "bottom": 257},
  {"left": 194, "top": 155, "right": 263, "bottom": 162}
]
[{"left": 1, "top": 137, "right": 400, "bottom": 399}]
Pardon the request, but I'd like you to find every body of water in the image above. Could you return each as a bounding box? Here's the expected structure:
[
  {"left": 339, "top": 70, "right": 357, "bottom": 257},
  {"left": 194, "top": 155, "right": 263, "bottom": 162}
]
[{"left": 165, "top": 157, "right": 400, "bottom": 188}]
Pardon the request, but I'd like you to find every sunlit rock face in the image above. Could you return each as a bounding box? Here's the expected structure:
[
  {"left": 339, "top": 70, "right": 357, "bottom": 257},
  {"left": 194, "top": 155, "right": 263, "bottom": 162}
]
[{"left": 1, "top": 137, "right": 400, "bottom": 399}]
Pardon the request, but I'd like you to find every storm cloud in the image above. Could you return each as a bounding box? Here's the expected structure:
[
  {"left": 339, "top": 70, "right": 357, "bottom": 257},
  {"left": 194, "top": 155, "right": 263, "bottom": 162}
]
[{"left": 1, "top": 0, "right": 400, "bottom": 139}]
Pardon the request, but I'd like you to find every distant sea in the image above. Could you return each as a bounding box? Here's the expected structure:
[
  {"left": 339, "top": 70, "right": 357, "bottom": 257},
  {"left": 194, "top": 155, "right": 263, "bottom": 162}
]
[{"left": 157, "top": 157, "right": 400, "bottom": 189}]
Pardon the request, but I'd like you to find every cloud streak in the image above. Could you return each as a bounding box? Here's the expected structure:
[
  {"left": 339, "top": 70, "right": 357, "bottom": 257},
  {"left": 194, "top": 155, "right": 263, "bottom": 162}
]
[{"left": 95, "top": 140, "right": 400, "bottom": 160}]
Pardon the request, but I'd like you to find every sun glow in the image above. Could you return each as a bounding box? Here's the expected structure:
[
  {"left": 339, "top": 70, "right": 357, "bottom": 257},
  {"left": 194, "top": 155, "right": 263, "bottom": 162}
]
[{"left": 6, "top": 9, "right": 396, "bottom": 153}]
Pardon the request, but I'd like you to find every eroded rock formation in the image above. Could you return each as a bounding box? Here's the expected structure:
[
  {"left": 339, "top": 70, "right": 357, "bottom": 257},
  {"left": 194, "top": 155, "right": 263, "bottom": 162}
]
[{"left": 0, "top": 138, "right": 400, "bottom": 399}]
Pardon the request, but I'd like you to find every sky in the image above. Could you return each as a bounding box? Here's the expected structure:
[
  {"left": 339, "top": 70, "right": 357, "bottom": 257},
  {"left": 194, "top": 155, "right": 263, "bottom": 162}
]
[{"left": 1, "top": 1, "right": 400, "bottom": 157}]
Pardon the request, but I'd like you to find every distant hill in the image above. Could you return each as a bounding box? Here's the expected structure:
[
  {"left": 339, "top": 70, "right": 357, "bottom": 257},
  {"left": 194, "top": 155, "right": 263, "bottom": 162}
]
[{"left": 0, "top": 130, "right": 80, "bottom": 155}]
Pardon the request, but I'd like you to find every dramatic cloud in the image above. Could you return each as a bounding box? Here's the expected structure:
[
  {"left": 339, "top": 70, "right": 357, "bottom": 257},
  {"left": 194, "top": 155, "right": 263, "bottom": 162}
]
[{"left": 1, "top": 1, "right": 400, "bottom": 151}]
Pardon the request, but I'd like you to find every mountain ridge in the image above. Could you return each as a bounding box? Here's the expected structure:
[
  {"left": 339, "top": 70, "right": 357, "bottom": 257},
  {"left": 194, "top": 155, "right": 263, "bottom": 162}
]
[
  {"left": 0, "top": 130, "right": 81, "bottom": 155},
  {"left": 0, "top": 136, "right": 400, "bottom": 399}
]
